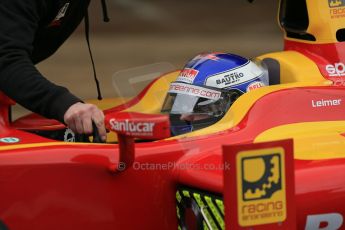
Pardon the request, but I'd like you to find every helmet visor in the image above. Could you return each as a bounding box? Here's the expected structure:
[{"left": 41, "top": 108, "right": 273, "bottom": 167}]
[{"left": 161, "top": 82, "right": 240, "bottom": 117}]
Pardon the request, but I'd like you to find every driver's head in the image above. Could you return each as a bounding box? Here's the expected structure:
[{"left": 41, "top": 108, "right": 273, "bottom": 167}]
[{"left": 161, "top": 52, "right": 268, "bottom": 136}]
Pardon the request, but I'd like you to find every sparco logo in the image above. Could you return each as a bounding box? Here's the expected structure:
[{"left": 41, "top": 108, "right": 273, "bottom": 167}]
[
  {"left": 216, "top": 72, "right": 244, "bottom": 85},
  {"left": 109, "top": 119, "right": 155, "bottom": 135},
  {"left": 326, "top": 62, "right": 345, "bottom": 76}
]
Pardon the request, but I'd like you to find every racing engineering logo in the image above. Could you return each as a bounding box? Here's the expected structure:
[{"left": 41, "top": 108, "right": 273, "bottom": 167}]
[
  {"left": 329, "top": 0, "right": 345, "bottom": 18},
  {"left": 329, "top": 0, "right": 344, "bottom": 8},
  {"left": 236, "top": 150, "right": 286, "bottom": 226},
  {"left": 242, "top": 154, "right": 282, "bottom": 201}
]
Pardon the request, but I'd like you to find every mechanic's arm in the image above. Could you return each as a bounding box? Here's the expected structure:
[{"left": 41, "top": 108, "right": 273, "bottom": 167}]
[{"left": 0, "top": 0, "right": 106, "bottom": 140}]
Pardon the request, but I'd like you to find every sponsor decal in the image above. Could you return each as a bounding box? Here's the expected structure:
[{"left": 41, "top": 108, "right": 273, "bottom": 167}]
[
  {"left": 311, "top": 99, "right": 342, "bottom": 107},
  {"left": 168, "top": 82, "right": 221, "bottom": 100},
  {"left": 64, "top": 128, "right": 75, "bottom": 142},
  {"left": 216, "top": 72, "right": 244, "bottom": 85},
  {"left": 205, "top": 61, "right": 263, "bottom": 88},
  {"left": 0, "top": 137, "right": 20, "bottom": 144},
  {"left": 305, "top": 213, "right": 343, "bottom": 230},
  {"left": 332, "top": 77, "right": 345, "bottom": 86},
  {"left": 49, "top": 3, "right": 70, "bottom": 27},
  {"left": 247, "top": 81, "right": 265, "bottom": 92},
  {"left": 109, "top": 118, "right": 155, "bottom": 136},
  {"left": 329, "top": 0, "right": 344, "bottom": 8},
  {"left": 326, "top": 62, "right": 345, "bottom": 76},
  {"left": 177, "top": 68, "right": 199, "bottom": 83},
  {"left": 206, "top": 70, "right": 244, "bottom": 88},
  {"left": 329, "top": 0, "right": 345, "bottom": 18},
  {"left": 236, "top": 150, "right": 286, "bottom": 226}
]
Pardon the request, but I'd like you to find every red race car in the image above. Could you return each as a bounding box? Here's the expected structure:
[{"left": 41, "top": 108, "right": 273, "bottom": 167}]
[{"left": 1, "top": 0, "right": 345, "bottom": 229}]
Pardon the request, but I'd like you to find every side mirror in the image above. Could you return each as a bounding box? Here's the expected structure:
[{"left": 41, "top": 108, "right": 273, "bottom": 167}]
[{"left": 105, "top": 112, "right": 171, "bottom": 172}]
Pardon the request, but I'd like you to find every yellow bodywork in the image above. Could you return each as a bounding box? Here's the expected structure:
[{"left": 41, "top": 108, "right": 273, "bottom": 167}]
[
  {"left": 280, "top": 0, "right": 345, "bottom": 43},
  {"left": 305, "top": 0, "right": 345, "bottom": 43},
  {"left": 256, "top": 121, "right": 345, "bottom": 160}
]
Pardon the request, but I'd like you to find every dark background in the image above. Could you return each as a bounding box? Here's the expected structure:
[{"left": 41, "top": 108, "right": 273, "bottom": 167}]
[{"left": 16, "top": 0, "right": 283, "bottom": 117}]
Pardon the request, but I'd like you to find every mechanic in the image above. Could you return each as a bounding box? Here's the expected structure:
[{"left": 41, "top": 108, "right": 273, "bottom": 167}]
[
  {"left": 161, "top": 52, "right": 269, "bottom": 136},
  {"left": 0, "top": 0, "right": 109, "bottom": 141}
]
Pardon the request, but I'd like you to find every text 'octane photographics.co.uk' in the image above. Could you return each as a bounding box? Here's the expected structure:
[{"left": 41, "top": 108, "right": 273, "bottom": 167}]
[{"left": 116, "top": 162, "right": 231, "bottom": 171}]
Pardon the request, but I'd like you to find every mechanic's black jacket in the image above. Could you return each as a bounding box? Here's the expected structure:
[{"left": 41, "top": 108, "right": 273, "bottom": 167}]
[{"left": 0, "top": 0, "right": 91, "bottom": 123}]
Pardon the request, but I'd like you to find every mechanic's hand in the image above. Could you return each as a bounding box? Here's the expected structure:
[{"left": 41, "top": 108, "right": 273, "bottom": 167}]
[{"left": 64, "top": 102, "right": 106, "bottom": 142}]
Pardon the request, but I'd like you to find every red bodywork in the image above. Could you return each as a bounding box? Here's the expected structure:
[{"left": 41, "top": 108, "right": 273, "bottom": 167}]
[{"left": 1, "top": 83, "right": 345, "bottom": 229}]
